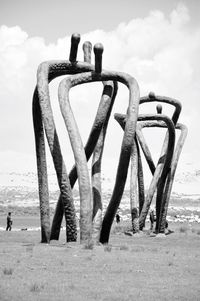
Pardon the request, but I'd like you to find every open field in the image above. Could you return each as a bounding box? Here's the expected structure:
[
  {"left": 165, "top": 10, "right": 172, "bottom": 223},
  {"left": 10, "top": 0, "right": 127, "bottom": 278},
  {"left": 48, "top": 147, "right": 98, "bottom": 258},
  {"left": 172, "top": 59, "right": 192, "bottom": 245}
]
[
  {"left": 0, "top": 183, "right": 199, "bottom": 300},
  {"left": 0, "top": 222, "right": 200, "bottom": 301}
]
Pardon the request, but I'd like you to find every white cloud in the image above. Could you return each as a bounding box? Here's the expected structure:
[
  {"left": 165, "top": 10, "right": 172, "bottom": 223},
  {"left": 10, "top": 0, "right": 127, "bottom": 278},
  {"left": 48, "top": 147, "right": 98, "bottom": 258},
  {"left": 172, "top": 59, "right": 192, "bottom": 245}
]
[
  {"left": 0, "top": 3, "right": 200, "bottom": 178},
  {"left": 0, "top": 25, "right": 28, "bottom": 51},
  {"left": 170, "top": 3, "right": 190, "bottom": 27}
]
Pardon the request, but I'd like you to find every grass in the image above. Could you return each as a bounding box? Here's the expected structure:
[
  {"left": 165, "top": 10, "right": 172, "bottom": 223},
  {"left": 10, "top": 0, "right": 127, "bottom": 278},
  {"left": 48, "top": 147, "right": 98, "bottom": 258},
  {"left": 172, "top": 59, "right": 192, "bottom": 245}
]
[
  {"left": 0, "top": 222, "right": 200, "bottom": 301},
  {"left": 30, "top": 282, "right": 44, "bottom": 293},
  {"left": 119, "top": 244, "right": 129, "bottom": 251},
  {"left": 179, "top": 225, "right": 189, "bottom": 233},
  {"left": 83, "top": 239, "right": 94, "bottom": 250},
  {"left": 168, "top": 261, "right": 174, "bottom": 266},
  {"left": 191, "top": 228, "right": 200, "bottom": 235},
  {"left": 26, "top": 244, "right": 34, "bottom": 252},
  {"left": 104, "top": 244, "right": 112, "bottom": 252},
  {"left": 111, "top": 223, "right": 132, "bottom": 234},
  {"left": 3, "top": 267, "right": 14, "bottom": 275}
]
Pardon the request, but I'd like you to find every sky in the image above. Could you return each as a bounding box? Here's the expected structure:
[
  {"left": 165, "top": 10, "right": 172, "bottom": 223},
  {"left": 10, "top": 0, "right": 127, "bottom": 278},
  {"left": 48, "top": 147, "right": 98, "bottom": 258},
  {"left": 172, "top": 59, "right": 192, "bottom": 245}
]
[{"left": 0, "top": 0, "right": 200, "bottom": 188}]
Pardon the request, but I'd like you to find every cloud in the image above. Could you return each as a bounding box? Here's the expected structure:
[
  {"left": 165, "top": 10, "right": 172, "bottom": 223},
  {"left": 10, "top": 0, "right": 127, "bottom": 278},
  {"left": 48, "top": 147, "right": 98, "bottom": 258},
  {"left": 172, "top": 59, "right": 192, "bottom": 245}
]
[
  {"left": 0, "top": 25, "right": 28, "bottom": 51},
  {"left": 0, "top": 3, "right": 200, "bottom": 176}
]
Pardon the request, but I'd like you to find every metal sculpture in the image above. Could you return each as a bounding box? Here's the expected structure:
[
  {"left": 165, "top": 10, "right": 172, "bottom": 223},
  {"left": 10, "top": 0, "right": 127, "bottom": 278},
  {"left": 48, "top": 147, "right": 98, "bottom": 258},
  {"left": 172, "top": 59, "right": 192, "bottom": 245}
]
[
  {"left": 139, "top": 93, "right": 182, "bottom": 232},
  {"left": 58, "top": 44, "right": 140, "bottom": 244},
  {"left": 33, "top": 33, "right": 140, "bottom": 244},
  {"left": 33, "top": 33, "right": 116, "bottom": 243},
  {"left": 33, "top": 32, "right": 187, "bottom": 244},
  {"left": 114, "top": 92, "right": 187, "bottom": 234},
  {"left": 51, "top": 43, "right": 118, "bottom": 243},
  {"left": 115, "top": 113, "right": 175, "bottom": 233}
]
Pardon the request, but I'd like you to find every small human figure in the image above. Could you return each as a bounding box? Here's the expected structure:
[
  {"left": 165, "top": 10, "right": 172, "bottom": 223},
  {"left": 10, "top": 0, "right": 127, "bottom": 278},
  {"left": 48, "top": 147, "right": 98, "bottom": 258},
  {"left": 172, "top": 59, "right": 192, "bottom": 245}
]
[
  {"left": 149, "top": 208, "right": 156, "bottom": 231},
  {"left": 6, "top": 212, "right": 12, "bottom": 231},
  {"left": 164, "top": 219, "right": 169, "bottom": 234},
  {"left": 116, "top": 213, "right": 120, "bottom": 223}
]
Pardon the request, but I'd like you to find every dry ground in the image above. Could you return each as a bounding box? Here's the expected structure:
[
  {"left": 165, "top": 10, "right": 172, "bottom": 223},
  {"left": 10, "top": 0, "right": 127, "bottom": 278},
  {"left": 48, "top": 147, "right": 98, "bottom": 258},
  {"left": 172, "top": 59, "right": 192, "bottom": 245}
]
[{"left": 0, "top": 222, "right": 200, "bottom": 301}]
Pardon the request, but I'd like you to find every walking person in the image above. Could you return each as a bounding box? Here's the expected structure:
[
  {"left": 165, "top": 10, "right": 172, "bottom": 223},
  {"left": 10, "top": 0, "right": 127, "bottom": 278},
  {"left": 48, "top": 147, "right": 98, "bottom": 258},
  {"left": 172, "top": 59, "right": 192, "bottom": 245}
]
[{"left": 6, "top": 212, "right": 12, "bottom": 231}]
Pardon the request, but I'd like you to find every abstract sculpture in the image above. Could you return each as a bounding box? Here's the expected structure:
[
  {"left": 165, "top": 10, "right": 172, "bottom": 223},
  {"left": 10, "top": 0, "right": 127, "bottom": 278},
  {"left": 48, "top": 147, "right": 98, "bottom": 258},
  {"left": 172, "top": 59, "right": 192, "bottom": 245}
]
[
  {"left": 32, "top": 33, "right": 187, "bottom": 244},
  {"left": 114, "top": 93, "right": 187, "bottom": 234}
]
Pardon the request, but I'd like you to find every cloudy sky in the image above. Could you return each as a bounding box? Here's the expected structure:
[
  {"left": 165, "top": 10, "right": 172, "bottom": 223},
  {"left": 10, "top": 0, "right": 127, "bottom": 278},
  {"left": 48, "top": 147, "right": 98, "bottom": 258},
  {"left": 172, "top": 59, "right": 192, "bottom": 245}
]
[{"left": 0, "top": 0, "right": 200, "bottom": 184}]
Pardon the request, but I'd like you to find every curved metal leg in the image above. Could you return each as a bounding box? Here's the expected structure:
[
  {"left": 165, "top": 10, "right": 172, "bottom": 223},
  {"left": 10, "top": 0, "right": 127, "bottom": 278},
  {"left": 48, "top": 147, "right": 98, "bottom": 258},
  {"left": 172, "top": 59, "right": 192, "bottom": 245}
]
[
  {"left": 92, "top": 82, "right": 118, "bottom": 241},
  {"left": 33, "top": 34, "right": 106, "bottom": 242},
  {"left": 57, "top": 44, "right": 140, "bottom": 244},
  {"left": 158, "top": 123, "right": 188, "bottom": 232},
  {"left": 32, "top": 89, "right": 50, "bottom": 243}
]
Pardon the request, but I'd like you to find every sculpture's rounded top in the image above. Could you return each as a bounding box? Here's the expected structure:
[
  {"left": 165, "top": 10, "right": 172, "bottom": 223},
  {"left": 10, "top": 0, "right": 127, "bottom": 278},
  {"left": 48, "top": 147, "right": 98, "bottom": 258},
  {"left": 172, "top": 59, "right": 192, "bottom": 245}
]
[
  {"left": 93, "top": 43, "right": 104, "bottom": 55},
  {"left": 83, "top": 41, "right": 92, "bottom": 50},
  {"left": 94, "top": 43, "right": 104, "bottom": 73},
  {"left": 71, "top": 33, "right": 81, "bottom": 44},
  {"left": 83, "top": 41, "right": 92, "bottom": 63},
  {"left": 69, "top": 33, "right": 80, "bottom": 62},
  {"left": 156, "top": 104, "right": 162, "bottom": 114},
  {"left": 149, "top": 91, "right": 156, "bottom": 99}
]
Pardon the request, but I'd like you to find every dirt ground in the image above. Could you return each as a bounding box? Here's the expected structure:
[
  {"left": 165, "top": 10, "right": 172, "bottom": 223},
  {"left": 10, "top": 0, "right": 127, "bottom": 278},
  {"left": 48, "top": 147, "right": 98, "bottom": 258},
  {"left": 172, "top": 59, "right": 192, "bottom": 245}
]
[{"left": 0, "top": 222, "right": 200, "bottom": 301}]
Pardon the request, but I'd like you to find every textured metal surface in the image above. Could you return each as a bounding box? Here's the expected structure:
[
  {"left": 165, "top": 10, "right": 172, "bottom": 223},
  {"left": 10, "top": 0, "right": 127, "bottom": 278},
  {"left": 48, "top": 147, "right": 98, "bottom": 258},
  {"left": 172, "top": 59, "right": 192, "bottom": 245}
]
[
  {"left": 51, "top": 45, "right": 118, "bottom": 242},
  {"left": 33, "top": 33, "right": 187, "bottom": 243},
  {"left": 114, "top": 113, "right": 175, "bottom": 233},
  {"left": 32, "top": 89, "right": 50, "bottom": 243},
  {"left": 33, "top": 34, "right": 97, "bottom": 243}
]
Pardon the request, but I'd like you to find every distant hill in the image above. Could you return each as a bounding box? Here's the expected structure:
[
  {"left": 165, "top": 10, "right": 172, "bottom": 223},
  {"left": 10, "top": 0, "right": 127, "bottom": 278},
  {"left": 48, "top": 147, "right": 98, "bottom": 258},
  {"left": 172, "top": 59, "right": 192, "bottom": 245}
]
[
  {"left": 0, "top": 169, "right": 200, "bottom": 194},
  {"left": 0, "top": 170, "right": 199, "bottom": 205},
  {"left": 0, "top": 171, "right": 199, "bottom": 224}
]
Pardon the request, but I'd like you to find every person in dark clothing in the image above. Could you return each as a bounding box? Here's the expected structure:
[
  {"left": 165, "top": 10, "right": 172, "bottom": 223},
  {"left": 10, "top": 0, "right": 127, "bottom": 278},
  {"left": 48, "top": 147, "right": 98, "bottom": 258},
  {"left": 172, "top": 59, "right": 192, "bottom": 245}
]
[
  {"left": 116, "top": 213, "right": 120, "bottom": 223},
  {"left": 149, "top": 209, "right": 156, "bottom": 231},
  {"left": 6, "top": 212, "right": 12, "bottom": 231}
]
